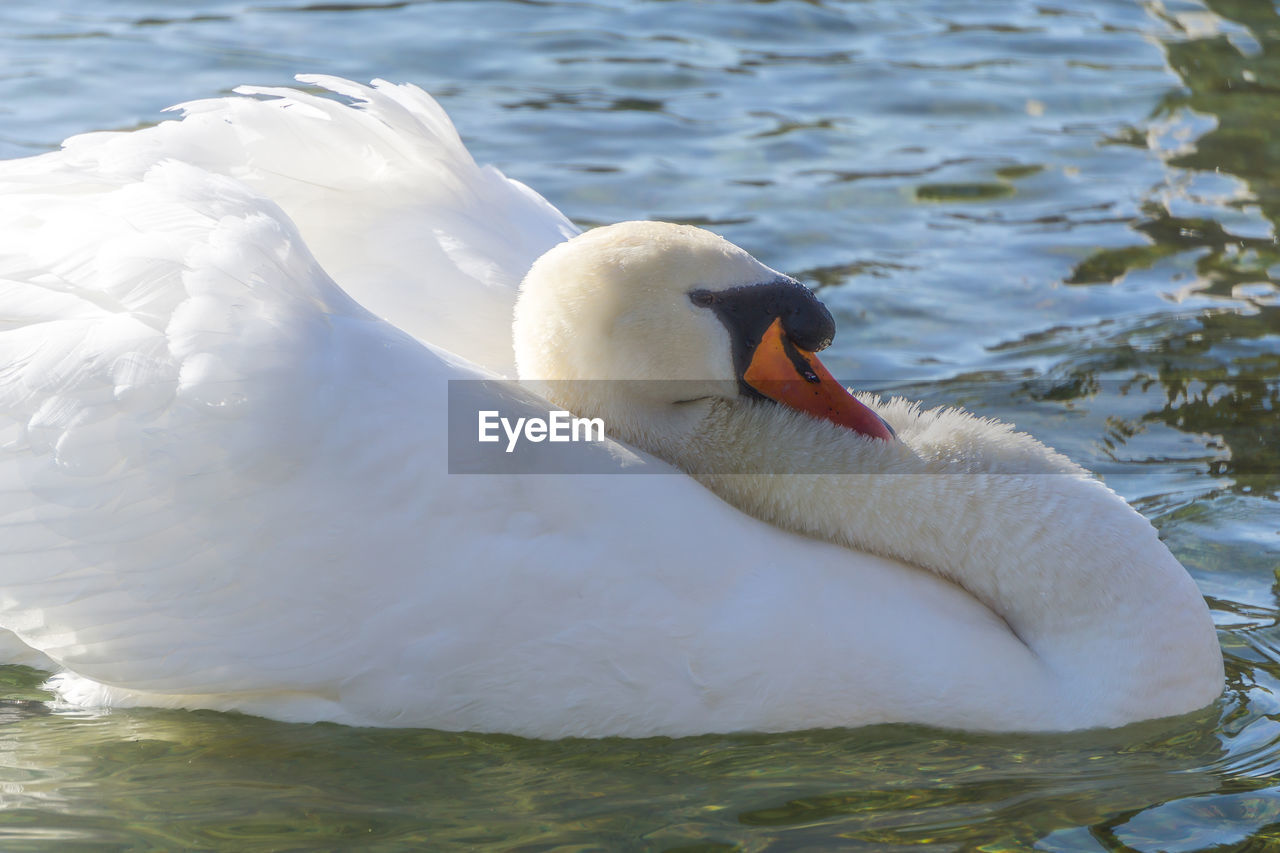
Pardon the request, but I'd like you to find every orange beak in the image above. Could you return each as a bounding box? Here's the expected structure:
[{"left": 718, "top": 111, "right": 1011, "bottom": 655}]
[{"left": 743, "top": 318, "right": 894, "bottom": 441}]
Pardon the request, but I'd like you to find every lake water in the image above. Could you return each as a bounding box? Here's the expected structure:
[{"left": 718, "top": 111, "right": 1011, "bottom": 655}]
[{"left": 1, "top": 0, "right": 1278, "bottom": 849}]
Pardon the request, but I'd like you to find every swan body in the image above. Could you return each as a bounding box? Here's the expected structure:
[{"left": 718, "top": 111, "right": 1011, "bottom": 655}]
[{"left": 0, "top": 77, "right": 1222, "bottom": 737}]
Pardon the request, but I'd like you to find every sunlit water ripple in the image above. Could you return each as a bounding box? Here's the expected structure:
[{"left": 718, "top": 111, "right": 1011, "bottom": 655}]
[{"left": 1, "top": 0, "right": 1278, "bottom": 849}]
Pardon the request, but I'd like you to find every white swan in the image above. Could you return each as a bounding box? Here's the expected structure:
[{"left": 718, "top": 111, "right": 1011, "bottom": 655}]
[{"left": 0, "top": 76, "right": 1222, "bottom": 738}]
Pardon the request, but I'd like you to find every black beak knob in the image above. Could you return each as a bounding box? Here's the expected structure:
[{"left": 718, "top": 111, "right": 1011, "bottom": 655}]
[{"left": 690, "top": 276, "right": 837, "bottom": 386}]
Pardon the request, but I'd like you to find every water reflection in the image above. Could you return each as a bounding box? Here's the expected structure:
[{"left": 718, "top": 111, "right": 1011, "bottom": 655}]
[
  {"left": 1048, "top": 0, "right": 1280, "bottom": 500},
  {"left": 0, "top": 663, "right": 1244, "bottom": 851}
]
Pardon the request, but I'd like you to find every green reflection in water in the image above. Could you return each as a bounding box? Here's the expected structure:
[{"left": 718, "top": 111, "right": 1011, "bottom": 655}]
[
  {"left": 1049, "top": 0, "right": 1280, "bottom": 502},
  {"left": 916, "top": 182, "right": 1015, "bottom": 202}
]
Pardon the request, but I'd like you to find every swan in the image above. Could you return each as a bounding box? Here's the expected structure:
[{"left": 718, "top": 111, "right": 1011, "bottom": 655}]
[{"left": 0, "top": 76, "right": 1223, "bottom": 737}]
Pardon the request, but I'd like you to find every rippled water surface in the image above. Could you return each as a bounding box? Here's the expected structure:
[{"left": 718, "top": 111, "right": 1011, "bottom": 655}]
[{"left": 2, "top": 0, "right": 1279, "bottom": 849}]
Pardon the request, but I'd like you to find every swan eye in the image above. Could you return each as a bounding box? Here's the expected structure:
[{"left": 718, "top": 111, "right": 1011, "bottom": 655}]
[{"left": 689, "top": 290, "right": 716, "bottom": 307}]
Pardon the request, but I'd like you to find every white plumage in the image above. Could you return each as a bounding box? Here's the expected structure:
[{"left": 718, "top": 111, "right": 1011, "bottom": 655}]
[{"left": 0, "top": 77, "right": 1222, "bottom": 737}]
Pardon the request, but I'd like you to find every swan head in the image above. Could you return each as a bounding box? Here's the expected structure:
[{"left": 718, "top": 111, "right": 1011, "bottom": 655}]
[{"left": 513, "top": 221, "right": 892, "bottom": 453}]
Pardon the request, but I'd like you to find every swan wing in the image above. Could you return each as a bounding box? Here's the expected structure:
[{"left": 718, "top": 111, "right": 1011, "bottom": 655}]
[
  {"left": 0, "top": 157, "right": 399, "bottom": 690},
  {"left": 0, "top": 157, "right": 602, "bottom": 700},
  {"left": 49, "top": 75, "right": 578, "bottom": 375}
]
